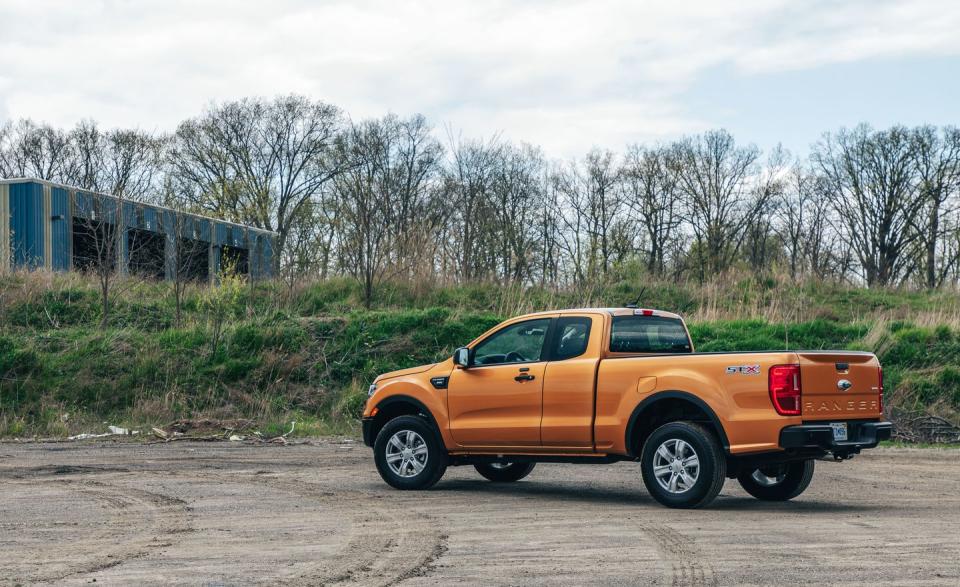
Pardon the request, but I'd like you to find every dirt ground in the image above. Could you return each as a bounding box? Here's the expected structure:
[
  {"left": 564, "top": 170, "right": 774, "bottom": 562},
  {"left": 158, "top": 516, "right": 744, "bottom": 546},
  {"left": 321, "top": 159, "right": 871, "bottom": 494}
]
[{"left": 0, "top": 441, "right": 957, "bottom": 586}]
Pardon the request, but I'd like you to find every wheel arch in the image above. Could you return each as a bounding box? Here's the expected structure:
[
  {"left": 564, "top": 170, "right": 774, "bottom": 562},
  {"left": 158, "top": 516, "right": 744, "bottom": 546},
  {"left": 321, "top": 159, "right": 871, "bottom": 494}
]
[
  {"left": 367, "top": 394, "right": 445, "bottom": 449},
  {"left": 625, "top": 390, "right": 730, "bottom": 457}
]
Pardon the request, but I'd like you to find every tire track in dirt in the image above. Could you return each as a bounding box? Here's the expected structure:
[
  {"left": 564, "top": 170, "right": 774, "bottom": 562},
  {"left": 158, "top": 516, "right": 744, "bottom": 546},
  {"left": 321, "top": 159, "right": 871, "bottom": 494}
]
[
  {"left": 639, "top": 522, "right": 717, "bottom": 586},
  {"left": 199, "top": 470, "right": 447, "bottom": 586},
  {"left": 6, "top": 478, "right": 192, "bottom": 584}
]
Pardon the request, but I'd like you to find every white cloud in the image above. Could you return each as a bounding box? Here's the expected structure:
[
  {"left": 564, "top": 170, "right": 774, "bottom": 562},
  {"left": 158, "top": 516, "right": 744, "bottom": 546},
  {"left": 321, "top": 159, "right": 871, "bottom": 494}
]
[{"left": 0, "top": 0, "right": 957, "bottom": 156}]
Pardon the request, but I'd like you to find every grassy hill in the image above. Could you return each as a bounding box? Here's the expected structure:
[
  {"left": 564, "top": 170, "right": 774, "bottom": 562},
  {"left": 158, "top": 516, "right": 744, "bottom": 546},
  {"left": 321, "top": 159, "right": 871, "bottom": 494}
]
[{"left": 1, "top": 271, "right": 959, "bottom": 439}]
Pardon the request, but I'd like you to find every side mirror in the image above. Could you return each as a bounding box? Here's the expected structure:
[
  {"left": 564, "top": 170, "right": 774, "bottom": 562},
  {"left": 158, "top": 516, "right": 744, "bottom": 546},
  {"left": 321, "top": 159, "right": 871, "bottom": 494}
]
[{"left": 453, "top": 347, "right": 470, "bottom": 368}]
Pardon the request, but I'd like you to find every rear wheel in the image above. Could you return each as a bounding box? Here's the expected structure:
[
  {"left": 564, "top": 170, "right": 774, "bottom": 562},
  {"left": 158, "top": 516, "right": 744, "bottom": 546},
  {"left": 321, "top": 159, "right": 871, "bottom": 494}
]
[
  {"left": 374, "top": 416, "right": 447, "bottom": 490},
  {"left": 474, "top": 462, "right": 536, "bottom": 482},
  {"left": 640, "top": 422, "right": 726, "bottom": 509},
  {"left": 737, "top": 460, "right": 815, "bottom": 501}
]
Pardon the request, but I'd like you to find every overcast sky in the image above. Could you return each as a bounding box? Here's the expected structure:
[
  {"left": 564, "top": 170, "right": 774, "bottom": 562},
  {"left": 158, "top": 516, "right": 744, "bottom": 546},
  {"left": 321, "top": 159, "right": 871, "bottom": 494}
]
[{"left": 1, "top": 0, "right": 958, "bottom": 158}]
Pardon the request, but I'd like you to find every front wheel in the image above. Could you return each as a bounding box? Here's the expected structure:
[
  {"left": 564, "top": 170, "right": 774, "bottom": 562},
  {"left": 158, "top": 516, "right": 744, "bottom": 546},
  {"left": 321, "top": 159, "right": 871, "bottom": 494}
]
[
  {"left": 374, "top": 416, "right": 447, "bottom": 490},
  {"left": 737, "top": 460, "right": 815, "bottom": 501},
  {"left": 474, "top": 462, "right": 536, "bottom": 482},
  {"left": 640, "top": 422, "right": 726, "bottom": 509}
]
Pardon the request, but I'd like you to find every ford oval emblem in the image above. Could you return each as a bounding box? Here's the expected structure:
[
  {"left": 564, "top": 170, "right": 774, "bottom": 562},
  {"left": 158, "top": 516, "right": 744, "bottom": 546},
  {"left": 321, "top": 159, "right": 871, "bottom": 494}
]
[{"left": 837, "top": 379, "right": 853, "bottom": 391}]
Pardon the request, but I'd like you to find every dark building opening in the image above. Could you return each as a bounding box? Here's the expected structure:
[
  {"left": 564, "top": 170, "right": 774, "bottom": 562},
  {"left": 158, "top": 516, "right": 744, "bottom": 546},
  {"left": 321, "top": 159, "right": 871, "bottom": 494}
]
[
  {"left": 128, "top": 229, "right": 166, "bottom": 280},
  {"left": 220, "top": 245, "right": 249, "bottom": 276},
  {"left": 176, "top": 238, "right": 209, "bottom": 282},
  {"left": 72, "top": 219, "right": 117, "bottom": 272}
]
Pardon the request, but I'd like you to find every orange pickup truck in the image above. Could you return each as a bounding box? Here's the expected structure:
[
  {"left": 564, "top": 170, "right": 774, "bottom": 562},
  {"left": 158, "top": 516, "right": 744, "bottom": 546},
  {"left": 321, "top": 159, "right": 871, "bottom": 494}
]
[{"left": 362, "top": 307, "right": 891, "bottom": 508}]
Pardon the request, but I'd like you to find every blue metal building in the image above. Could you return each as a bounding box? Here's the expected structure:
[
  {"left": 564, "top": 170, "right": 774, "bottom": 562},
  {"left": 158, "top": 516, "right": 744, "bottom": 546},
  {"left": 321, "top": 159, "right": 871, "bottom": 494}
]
[{"left": 0, "top": 178, "right": 275, "bottom": 280}]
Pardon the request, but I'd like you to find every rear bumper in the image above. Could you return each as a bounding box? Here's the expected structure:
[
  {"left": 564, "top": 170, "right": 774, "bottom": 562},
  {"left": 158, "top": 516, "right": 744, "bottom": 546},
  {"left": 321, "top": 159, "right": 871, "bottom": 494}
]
[
  {"left": 362, "top": 417, "right": 375, "bottom": 447},
  {"left": 780, "top": 421, "right": 892, "bottom": 453}
]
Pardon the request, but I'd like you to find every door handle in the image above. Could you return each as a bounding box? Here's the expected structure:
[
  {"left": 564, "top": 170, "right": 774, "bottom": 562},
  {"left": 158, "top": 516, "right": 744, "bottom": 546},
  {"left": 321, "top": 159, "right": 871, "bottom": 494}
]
[{"left": 514, "top": 374, "right": 535, "bottom": 382}]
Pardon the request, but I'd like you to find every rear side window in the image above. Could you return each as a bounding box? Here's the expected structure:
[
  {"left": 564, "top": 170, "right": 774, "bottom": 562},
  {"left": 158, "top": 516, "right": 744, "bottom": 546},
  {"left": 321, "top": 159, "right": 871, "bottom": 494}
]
[
  {"left": 610, "top": 316, "right": 691, "bottom": 353},
  {"left": 550, "top": 317, "right": 592, "bottom": 360}
]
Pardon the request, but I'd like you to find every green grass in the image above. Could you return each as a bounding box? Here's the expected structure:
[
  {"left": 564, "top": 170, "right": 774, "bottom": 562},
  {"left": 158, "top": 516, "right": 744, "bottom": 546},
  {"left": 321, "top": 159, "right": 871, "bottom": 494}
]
[{"left": 1, "top": 270, "right": 959, "bottom": 439}]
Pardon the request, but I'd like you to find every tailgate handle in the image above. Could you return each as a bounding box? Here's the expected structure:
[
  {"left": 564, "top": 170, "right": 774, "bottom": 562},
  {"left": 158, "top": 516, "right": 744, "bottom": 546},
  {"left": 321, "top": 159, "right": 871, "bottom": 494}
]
[{"left": 836, "top": 362, "right": 849, "bottom": 371}]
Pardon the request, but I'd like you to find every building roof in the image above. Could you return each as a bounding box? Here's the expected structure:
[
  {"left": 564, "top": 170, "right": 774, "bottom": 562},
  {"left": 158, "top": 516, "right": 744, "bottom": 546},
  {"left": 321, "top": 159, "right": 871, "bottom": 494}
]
[{"left": 1, "top": 177, "right": 278, "bottom": 238}]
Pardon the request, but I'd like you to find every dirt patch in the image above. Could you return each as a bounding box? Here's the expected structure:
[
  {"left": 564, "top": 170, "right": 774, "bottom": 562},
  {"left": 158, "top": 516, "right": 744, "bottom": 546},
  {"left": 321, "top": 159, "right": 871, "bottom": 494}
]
[{"left": 0, "top": 442, "right": 957, "bottom": 585}]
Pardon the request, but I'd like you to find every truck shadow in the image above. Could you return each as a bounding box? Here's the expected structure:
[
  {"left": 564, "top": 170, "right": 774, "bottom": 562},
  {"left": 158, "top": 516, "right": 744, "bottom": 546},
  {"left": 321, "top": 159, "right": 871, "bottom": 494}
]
[
  {"left": 435, "top": 479, "right": 652, "bottom": 506},
  {"left": 432, "top": 479, "right": 882, "bottom": 513}
]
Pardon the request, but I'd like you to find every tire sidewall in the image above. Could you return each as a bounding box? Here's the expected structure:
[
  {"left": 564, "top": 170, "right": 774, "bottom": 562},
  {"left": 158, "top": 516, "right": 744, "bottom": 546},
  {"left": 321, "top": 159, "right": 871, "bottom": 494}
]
[
  {"left": 374, "top": 415, "right": 447, "bottom": 490},
  {"left": 737, "top": 459, "right": 815, "bottom": 501},
  {"left": 640, "top": 422, "right": 725, "bottom": 508},
  {"left": 474, "top": 462, "right": 536, "bottom": 482}
]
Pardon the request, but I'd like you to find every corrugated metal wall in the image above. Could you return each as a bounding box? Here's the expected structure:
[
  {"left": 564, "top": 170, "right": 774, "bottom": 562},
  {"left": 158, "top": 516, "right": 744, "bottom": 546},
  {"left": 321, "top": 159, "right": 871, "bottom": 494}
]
[
  {"left": 50, "top": 187, "right": 71, "bottom": 271},
  {"left": 0, "top": 184, "right": 9, "bottom": 272},
  {"left": 9, "top": 182, "right": 45, "bottom": 269}
]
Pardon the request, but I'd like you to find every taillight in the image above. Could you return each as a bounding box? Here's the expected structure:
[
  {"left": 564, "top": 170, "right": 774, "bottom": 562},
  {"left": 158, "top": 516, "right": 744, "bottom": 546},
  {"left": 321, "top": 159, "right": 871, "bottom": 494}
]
[
  {"left": 769, "top": 364, "right": 802, "bottom": 416},
  {"left": 878, "top": 365, "right": 884, "bottom": 413}
]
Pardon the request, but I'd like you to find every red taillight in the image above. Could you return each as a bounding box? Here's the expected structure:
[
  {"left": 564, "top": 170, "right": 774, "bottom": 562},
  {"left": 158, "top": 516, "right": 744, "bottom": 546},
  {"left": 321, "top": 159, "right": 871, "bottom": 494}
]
[
  {"left": 769, "top": 364, "right": 802, "bottom": 416},
  {"left": 878, "top": 365, "right": 884, "bottom": 413}
]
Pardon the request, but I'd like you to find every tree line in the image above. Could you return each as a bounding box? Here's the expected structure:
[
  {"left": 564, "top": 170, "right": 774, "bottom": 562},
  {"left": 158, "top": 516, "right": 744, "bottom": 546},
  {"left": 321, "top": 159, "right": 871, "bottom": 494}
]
[{"left": 2, "top": 95, "right": 959, "bottom": 305}]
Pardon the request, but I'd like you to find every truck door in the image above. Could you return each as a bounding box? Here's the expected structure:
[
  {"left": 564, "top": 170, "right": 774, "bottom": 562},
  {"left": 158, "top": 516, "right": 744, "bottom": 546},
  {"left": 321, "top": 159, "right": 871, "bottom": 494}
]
[
  {"left": 541, "top": 315, "right": 602, "bottom": 448},
  {"left": 447, "top": 317, "right": 554, "bottom": 447}
]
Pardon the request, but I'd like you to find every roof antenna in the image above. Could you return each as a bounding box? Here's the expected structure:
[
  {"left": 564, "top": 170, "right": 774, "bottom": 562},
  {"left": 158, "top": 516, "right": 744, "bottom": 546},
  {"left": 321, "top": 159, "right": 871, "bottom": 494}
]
[{"left": 625, "top": 287, "right": 646, "bottom": 309}]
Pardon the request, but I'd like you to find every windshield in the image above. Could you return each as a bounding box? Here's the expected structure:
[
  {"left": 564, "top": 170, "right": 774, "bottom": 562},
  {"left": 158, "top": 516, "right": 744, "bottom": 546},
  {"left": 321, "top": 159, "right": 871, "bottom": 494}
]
[{"left": 610, "top": 315, "right": 692, "bottom": 353}]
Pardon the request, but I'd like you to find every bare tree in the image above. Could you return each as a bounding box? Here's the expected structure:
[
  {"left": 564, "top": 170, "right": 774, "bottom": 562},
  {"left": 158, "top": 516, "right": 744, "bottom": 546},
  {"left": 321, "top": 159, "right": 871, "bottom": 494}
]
[
  {"left": 334, "top": 116, "right": 441, "bottom": 307},
  {"left": 555, "top": 149, "right": 624, "bottom": 286},
  {"left": 487, "top": 143, "right": 546, "bottom": 283},
  {"left": 0, "top": 121, "right": 11, "bottom": 177},
  {"left": 741, "top": 147, "right": 788, "bottom": 274},
  {"left": 156, "top": 178, "right": 214, "bottom": 327},
  {"left": 910, "top": 125, "right": 960, "bottom": 288},
  {"left": 72, "top": 189, "right": 128, "bottom": 329},
  {"left": 672, "top": 130, "right": 766, "bottom": 279},
  {"left": 621, "top": 145, "right": 682, "bottom": 276},
  {"left": 0, "top": 119, "right": 73, "bottom": 180},
  {"left": 169, "top": 95, "right": 345, "bottom": 271},
  {"left": 443, "top": 134, "right": 502, "bottom": 281},
  {"left": 65, "top": 122, "right": 165, "bottom": 202},
  {"left": 813, "top": 124, "right": 925, "bottom": 286}
]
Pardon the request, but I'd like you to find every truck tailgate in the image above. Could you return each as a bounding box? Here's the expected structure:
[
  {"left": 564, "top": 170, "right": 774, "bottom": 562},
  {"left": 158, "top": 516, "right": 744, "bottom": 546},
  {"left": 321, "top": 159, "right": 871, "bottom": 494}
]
[{"left": 798, "top": 352, "right": 882, "bottom": 420}]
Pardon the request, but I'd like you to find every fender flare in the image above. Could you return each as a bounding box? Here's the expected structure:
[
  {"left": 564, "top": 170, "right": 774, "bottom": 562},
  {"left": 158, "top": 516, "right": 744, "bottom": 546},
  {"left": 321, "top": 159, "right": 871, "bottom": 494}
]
[
  {"left": 624, "top": 390, "right": 730, "bottom": 456},
  {"left": 371, "top": 394, "right": 445, "bottom": 446}
]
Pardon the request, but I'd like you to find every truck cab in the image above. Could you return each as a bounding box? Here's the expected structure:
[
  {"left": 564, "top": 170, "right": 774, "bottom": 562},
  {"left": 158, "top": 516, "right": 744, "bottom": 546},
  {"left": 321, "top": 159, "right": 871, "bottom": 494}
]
[{"left": 362, "top": 308, "right": 891, "bottom": 508}]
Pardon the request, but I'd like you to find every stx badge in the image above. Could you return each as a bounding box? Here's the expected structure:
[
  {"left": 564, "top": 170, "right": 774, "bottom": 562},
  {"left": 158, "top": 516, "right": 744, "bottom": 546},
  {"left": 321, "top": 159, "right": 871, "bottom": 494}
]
[{"left": 726, "top": 365, "right": 760, "bottom": 375}]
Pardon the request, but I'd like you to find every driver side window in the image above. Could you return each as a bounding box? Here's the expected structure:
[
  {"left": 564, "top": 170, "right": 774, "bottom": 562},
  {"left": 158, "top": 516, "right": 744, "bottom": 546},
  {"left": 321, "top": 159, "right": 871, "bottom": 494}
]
[{"left": 472, "top": 318, "right": 551, "bottom": 366}]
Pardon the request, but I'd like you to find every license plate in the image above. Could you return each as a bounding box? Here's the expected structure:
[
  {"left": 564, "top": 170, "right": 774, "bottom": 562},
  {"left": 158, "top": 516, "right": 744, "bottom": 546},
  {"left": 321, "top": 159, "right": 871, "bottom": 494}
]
[{"left": 831, "top": 422, "right": 848, "bottom": 441}]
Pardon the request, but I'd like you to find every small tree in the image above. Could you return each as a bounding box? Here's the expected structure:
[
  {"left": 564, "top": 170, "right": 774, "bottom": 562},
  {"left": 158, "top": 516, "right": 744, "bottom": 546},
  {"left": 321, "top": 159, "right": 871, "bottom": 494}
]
[
  {"left": 200, "top": 261, "right": 244, "bottom": 357},
  {"left": 72, "top": 190, "right": 127, "bottom": 330}
]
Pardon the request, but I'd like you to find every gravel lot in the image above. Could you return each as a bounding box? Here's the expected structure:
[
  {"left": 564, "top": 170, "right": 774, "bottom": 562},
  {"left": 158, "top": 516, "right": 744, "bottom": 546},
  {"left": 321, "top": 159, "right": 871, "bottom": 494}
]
[{"left": 0, "top": 440, "right": 957, "bottom": 586}]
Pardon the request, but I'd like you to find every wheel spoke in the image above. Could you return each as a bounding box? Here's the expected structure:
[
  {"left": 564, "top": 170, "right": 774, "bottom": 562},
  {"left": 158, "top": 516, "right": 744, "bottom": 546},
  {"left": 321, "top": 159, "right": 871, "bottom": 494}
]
[
  {"left": 413, "top": 445, "right": 428, "bottom": 456},
  {"left": 657, "top": 445, "right": 673, "bottom": 462},
  {"left": 683, "top": 455, "right": 699, "bottom": 468},
  {"left": 654, "top": 464, "right": 672, "bottom": 477},
  {"left": 668, "top": 472, "right": 680, "bottom": 492},
  {"left": 675, "top": 439, "right": 687, "bottom": 458},
  {"left": 389, "top": 436, "right": 404, "bottom": 451},
  {"left": 386, "top": 453, "right": 403, "bottom": 463}
]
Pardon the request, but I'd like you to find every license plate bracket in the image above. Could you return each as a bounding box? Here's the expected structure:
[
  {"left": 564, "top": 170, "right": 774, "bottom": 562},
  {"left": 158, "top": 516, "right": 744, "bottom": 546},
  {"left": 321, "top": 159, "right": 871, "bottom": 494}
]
[{"left": 830, "top": 422, "right": 848, "bottom": 442}]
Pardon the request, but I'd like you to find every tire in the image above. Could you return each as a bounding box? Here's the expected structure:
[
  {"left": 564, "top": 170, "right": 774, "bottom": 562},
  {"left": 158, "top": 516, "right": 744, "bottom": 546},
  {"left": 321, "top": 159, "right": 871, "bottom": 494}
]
[
  {"left": 373, "top": 415, "right": 447, "bottom": 490},
  {"left": 474, "top": 462, "right": 536, "bottom": 482},
  {"left": 640, "top": 421, "right": 726, "bottom": 509},
  {"left": 737, "top": 460, "right": 815, "bottom": 501}
]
